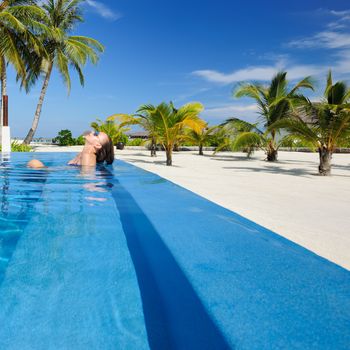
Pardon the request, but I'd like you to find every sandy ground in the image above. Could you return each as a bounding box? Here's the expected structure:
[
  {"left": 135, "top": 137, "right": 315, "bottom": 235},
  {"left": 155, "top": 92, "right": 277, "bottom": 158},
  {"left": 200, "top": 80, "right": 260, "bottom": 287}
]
[{"left": 34, "top": 146, "right": 350, "bottom": 270}]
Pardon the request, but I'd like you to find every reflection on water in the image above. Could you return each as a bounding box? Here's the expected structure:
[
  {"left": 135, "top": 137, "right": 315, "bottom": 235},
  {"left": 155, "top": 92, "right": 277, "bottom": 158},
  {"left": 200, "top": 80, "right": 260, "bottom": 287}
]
[
  {"left": 0, "top": 156, "right": 149, "bottom": 349},
  {"left": 0, "top": 158, "right": 115, "bottom": 285},
  {"left": 0, "top": 163, "right": 48, "bottom": 283}
]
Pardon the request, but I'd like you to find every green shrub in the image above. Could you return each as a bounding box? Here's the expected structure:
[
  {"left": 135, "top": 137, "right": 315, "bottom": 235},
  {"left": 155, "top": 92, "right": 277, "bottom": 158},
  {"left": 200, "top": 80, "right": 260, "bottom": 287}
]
[
  {"left": 53, "top": 129, "right": 76, "bottom": 146},
  {"left": 127, "top": 138, "right": 144, "bottom": 146},
  {"left": 0, "top": 141, "right": 32, "bottom": 152},
  {"left": 75, "top": 135, "right": 85, "bottom": 145},
  {"left": 117, "top": 133, "right": 129, "bottom": 145}
]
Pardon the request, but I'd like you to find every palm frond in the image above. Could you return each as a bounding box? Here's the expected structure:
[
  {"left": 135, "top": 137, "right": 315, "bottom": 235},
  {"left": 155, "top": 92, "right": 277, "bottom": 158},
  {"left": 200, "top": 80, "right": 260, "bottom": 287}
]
[
  {"left": 289, "top": 76, "right": 314, "bottom": 95},
  {"left": 268, "top": 71, "right": 287, "bottom": 99},
  {"left": 233, "top": 131, "right": 263, "bottom": 151},
  {"left": 222, "top": 117, "right": 263, "bottom": 134}
]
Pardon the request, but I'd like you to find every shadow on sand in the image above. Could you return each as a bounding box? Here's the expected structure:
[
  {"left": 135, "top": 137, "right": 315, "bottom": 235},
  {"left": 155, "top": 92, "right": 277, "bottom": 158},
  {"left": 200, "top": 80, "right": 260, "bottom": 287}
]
[{"left": 122, "top": 158, "right": 182, "bottom": 168}]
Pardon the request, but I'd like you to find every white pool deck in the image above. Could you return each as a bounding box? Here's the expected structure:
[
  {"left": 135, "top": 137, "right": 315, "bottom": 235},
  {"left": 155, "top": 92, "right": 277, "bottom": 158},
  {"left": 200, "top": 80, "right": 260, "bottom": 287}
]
[{"left": 33, "top": 146, "right": 350, "bottom": 270}]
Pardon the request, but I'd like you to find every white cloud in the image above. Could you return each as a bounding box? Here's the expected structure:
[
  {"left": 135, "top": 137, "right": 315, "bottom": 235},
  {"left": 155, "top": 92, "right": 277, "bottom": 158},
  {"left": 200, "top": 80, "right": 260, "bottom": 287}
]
[
  {"left": 192, "top": 61, "right": 324, "bottom": 85},
  {"left": 190, "top": 6, "right": 350, "bottom": 122},
  {"left": 86, "top": 0, "right": 121, "bottom": 20},
  {"left": 329, "top": 10, "right": 350, "bottom": 18},
  {"left": 327, "top": 22, "right": 347, "bottom": 30},
  {"left": 288, "top": 9, "right": 350, "bottom": 49},
  {"left": 332, "top": 50, "right": 350, "bottom": 76},
  {"left": 193, "top": 7, "right": 350, "bottom": 86},
  {"left": 289, "top": 31, "right": 350, "bottom": 49},
  {"left": 193, "top": 66, "right": 279, "bottom": 84}
]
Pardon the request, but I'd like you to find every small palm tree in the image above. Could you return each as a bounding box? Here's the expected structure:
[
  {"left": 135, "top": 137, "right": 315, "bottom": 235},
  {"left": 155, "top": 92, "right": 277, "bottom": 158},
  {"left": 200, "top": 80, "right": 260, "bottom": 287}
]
[
  {"left": 136, "top": 102, "right": 205, "bottom": 165},
  {"left": 22, "top": 0, "right": 104, "bottom": 145},
  {"left": 183, "top": 123, "right": 217, "bottom": 155},
  {"left": 153, "top": 102, "right": 205, "bottom": 165},
  {"left": 91, "top": 117, "right": 130, "bottom": 145},
  {"left": 214, "top": 118, "right": 262, "bottom": 157},
  {"left": 114, "top": 102, "right": 205, "bottom": 163},
  {"left": 270, "top": 71, "right": 350, "bottom": 175},
  {"left": 234, "top": 71, "right": 314, "bottom": 161},
  {"left": 112, "top": 109, "right": 161, "bottom": 157}
]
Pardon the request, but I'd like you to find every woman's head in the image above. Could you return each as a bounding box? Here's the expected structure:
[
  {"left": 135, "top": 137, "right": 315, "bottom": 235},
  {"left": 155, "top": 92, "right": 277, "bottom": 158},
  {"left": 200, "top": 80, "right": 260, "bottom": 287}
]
[{"left": 84, "top": 131, "right": 114, "bottom": 164}]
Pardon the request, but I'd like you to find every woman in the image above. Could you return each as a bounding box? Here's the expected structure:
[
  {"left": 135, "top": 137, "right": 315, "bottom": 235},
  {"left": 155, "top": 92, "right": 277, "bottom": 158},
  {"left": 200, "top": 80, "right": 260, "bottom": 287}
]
[
  {"left": 68, "top": 131, "right": 114, "bottom": 166},
  {"left": 27, "top": 131, "right": 114, "bottom": 168}
]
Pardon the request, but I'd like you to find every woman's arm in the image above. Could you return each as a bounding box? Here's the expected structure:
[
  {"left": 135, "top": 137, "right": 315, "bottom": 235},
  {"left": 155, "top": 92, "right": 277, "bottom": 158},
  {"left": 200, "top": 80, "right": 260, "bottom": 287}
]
[
  {"left": 68, "top": 145, "right": 96, "bottom": 166},
  {"left": 68, "top": 152, "right": 82, "bottom": 165}
]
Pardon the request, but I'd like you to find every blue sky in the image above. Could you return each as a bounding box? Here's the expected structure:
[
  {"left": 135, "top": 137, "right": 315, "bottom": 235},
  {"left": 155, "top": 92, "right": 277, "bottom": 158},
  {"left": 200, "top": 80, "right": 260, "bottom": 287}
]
[{"left": 7, "top": 0, "right": 350, "bottom": 137}]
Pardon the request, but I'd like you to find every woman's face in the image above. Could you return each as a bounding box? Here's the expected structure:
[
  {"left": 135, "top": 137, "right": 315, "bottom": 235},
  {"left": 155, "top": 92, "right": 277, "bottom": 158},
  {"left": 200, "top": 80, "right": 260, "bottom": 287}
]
[{"left": 83, "top": 131, "right": 109, "bottom": 150}]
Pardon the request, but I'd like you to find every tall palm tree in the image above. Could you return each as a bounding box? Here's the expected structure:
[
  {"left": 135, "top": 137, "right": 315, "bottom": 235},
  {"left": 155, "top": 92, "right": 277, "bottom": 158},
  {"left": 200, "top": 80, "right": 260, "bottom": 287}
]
[
  {"left": 22, "top": 0, "right": 104, "bottom": 145},
  {"left": 0, "top": 0, "right": 44, "bottom": 126},
  {"left": 270, "top": 71, "right": 350, "bottom": 175},
  {"left": 233, "top": 71, "right": 314, "bottom": 161}
]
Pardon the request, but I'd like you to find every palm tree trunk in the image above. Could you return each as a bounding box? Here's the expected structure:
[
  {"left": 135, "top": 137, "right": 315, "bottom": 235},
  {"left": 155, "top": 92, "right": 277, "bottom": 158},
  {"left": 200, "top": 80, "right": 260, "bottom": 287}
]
[
  {"left": 166, "top": 146, "right": 172, "bottom": 166},
  {"left": 267, "top": 149, "right": 278, "bottom": 161},
  {"left": 0, "top": 55, "right": 7, "bottom": 129},
  {"left": 150, "top": 138, "right": 157, "bottom": 157},
  {"left": 199, "top": 143, "right": 203, "bottom": 155},
  {"left": 267, "top": 141, "right": 278, "bottom": 161},
  {"left": 318, "top": 147, "right": 332, "bottom": 176},
  {"left": 23, "top": 61, "right": 53, "bottom": 145}
]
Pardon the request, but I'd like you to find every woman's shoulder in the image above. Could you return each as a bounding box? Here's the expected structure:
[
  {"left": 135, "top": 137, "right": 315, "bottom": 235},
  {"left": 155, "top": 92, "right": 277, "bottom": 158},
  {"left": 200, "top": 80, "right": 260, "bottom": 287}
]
[{"left": 80, "top": 151, "right": 97, "bottom": 167}]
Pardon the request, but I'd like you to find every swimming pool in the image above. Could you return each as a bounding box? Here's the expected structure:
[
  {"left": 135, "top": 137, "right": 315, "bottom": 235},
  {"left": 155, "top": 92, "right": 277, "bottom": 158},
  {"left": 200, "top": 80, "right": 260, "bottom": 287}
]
[{"left": 0, "top": 152, "right": 349, "bottom": 349}]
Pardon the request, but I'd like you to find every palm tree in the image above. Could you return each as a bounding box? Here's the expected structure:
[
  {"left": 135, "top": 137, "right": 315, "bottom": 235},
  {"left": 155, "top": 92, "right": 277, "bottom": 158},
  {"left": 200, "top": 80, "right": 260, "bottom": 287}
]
[
  {"left": 112, "top": 109, "right": 161, "bottom": 157},
  {"left": 233, "top": 71, "right": 314, "bottom": 161},
  {"left": 22, "top": 0, "right": 104, "bottom": 145},
  {"left": 214, "top": 118, "right": 261, "bottom": 157},
  {"left": 0, "top": 0, "right": 44, "bottom": 126},
  {"left": 270, "top": 71, "right": 350, "bottom": 175},
  {"left": 91, "top": 117, "right": 130, "bottom": 145},
  {"left": 157, "top": 101, "right": 205, "bottom": 165},
  {"left": 134, "top": 102, "right": 205, "bottom": 165},
  {"left": 183, "top": 123, "right": 216, "bottom": 155}
]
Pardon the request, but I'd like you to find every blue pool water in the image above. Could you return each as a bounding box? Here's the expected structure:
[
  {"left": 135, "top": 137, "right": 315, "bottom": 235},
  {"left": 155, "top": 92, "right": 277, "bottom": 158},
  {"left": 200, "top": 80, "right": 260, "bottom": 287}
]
[{"left": 0, "top": 152, "right": 349, "bottom": 349}]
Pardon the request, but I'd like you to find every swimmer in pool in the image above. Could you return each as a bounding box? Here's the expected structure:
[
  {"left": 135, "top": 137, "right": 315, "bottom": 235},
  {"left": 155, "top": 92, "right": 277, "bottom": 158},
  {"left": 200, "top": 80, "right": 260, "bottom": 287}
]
[
  {"left": 27, "top": 159, "right": 46, "bottom": 168},
  {"left": 68, "top": 131, "right": 114, "bottom": 166},
  {"left": 27, "top": 131, "right": 114, "bottom": 168}
]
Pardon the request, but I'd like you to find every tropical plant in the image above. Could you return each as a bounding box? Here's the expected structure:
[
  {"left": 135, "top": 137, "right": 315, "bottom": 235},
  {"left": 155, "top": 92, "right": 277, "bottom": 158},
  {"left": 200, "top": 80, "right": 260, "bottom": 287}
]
[
  {"left": 52, "top": 129, "right": 75, "bottom": 146},
  {"left": 205, "top": 126, "right": 230, "bottom": 150},
  {"left": 270, "top": 71, "right": 350, "bottom": 175},
  {"left": 0, "top": 140, "right": 32, "bottom": 151},
  {"left": 183, "top": 123, "right": 217, "bottom": 155},
  {"left": 91, "top": 117, "right": 130, "bottom": 145},
  {"left": 139, "top": 102, "right": 205, "bottom": 165},
  {"left": 0, "top": 0, "right": 45, "bottom": 124},
  {"left": 22, "top": 0, "right": 104, "bottom": 145},
  {"left": 233, "top": 71, "right": 314, "bottom": 161},
  {"left": 213, "top": 118, "right": 261, "bottom": 157},
  {"left": 117, "top": 132, "right": 128, "bottom": 145},
  {"left": 112, "top": 109, "right": 160, "bottom": 157},
  {"left": 127, "top": 138, "right": 144, "bottom": 146},
  {"left": 116, "top": 102, "right": 205, "bottom": 164},
  {"left": 75, "top": 134, "right": 84, "bottom": 145}
]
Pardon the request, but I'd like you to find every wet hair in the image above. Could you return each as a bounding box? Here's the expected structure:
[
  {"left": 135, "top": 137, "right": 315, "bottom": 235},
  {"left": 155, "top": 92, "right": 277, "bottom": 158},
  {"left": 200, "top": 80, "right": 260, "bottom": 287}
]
[{"left": 96, "top": 135, "right": 115, "bottom": 165}]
